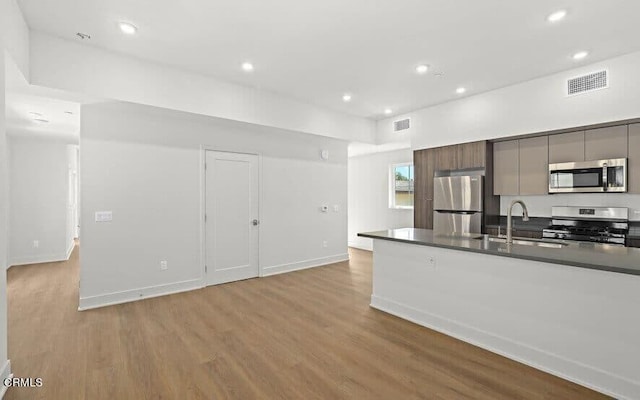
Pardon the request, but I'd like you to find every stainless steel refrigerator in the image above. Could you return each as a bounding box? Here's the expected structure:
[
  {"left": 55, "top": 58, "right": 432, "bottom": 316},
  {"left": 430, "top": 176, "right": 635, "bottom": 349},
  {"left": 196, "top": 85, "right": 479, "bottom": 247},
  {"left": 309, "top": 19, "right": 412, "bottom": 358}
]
[{"left": 433, "top": 175, "right": 483, "bottom": 235}]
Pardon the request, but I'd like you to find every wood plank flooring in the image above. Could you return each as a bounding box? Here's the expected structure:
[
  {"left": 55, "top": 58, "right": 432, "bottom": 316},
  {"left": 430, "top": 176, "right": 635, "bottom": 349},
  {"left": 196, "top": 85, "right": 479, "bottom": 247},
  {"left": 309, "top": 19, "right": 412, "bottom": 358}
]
[{"left": 5, "top": 245, "right": 610, "bottom": 399}]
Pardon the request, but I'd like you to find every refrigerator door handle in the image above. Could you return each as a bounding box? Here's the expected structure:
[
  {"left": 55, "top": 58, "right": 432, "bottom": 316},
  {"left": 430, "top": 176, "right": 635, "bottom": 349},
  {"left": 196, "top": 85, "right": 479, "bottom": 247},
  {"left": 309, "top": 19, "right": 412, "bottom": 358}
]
[{"left": 434, "top": 210, "right": 479, "bottom": 215}]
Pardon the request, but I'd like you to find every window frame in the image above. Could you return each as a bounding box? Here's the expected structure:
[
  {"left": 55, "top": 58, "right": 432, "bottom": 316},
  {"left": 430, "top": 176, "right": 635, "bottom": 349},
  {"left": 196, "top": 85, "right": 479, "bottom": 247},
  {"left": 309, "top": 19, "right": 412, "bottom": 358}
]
[{"left": 389, "top": 162, "right": 415, "bottom": 210}]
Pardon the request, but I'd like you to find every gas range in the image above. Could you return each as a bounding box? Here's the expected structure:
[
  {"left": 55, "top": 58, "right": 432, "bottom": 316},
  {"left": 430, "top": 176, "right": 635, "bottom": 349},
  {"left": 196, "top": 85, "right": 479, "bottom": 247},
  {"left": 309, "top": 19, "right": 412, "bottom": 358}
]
[{"left": 542, "top": 206, "right": 629, "bottom": 246}]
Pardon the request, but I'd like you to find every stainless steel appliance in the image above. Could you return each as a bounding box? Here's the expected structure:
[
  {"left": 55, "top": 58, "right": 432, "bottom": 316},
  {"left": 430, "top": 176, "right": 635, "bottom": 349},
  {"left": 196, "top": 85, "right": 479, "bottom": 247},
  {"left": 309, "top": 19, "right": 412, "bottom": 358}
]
[
  {"left": 542, "top": 206, "right": 629, "bottom": 245},
  {"left": 548, "top": 158, "right": 627, "bottom": 193},
  {"left": 433, "top": 175, "right": 483, "bottom": 235}
]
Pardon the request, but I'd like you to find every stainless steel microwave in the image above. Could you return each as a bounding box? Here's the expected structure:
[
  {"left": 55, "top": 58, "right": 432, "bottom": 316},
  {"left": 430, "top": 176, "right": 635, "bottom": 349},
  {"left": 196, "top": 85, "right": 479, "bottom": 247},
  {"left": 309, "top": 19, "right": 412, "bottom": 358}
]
[{"left": 549, "top": 158, "right": 627, "bottom": 193}]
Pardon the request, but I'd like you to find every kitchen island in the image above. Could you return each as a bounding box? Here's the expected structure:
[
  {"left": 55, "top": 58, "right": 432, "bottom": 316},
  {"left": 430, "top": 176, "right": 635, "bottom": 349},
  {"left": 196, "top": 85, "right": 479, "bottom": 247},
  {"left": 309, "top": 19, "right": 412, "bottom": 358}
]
[{"left": 358, "top": 228, "right": 640, "bottom": 400}]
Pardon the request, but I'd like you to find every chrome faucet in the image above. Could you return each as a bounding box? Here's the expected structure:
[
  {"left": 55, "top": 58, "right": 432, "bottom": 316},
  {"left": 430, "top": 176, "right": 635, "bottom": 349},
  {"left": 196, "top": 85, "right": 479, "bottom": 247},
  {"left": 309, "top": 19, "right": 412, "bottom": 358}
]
[{"left": 506, "top": 200, "right": 530, "bottom": 244}]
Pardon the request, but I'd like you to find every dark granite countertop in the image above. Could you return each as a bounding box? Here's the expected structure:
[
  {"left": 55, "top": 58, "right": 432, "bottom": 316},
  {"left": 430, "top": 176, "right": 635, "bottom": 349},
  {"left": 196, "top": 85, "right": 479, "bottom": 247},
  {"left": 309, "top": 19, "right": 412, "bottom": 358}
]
[{"left": 358, "top": 228, "right": 640, "bottom": 276}]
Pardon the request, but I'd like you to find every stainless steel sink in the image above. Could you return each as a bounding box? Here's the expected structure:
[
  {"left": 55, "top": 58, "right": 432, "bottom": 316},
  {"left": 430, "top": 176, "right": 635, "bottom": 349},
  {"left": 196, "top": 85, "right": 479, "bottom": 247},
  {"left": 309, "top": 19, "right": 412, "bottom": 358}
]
[{"left": 487, "top": 236, "right": 568, "bottom": 249}]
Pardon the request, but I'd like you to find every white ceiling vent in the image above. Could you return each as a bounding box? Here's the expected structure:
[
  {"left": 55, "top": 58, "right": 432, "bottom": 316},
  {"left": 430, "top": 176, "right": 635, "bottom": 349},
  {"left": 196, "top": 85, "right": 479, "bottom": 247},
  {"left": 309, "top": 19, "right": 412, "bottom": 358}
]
[
  {"left": 394, "top": 118, "right": 411, "bottom": 132},
  {"left": 567, "top": 70, "right": 608, "bottom": 96}
]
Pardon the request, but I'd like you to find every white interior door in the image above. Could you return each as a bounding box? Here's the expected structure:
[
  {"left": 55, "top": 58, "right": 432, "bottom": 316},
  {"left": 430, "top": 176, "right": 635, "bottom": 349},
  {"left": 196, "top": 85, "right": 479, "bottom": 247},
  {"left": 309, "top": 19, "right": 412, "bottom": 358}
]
[{"left": 205, "top": 151, "right": 259, "bottom": 285}]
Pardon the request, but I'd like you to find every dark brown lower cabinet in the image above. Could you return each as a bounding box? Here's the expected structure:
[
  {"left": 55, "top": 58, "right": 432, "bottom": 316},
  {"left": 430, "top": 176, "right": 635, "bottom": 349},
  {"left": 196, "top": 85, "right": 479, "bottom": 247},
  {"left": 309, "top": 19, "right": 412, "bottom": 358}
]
[{"left": 627, "top": 239, "right": 640, "bottom": 248}]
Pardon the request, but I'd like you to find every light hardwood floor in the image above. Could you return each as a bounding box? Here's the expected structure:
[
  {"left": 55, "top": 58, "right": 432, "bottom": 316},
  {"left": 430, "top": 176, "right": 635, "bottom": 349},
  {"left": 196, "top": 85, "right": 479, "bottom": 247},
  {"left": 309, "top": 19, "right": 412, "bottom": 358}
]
[{"left": 6, "top": 245, "right": 610, "bottom": 399}]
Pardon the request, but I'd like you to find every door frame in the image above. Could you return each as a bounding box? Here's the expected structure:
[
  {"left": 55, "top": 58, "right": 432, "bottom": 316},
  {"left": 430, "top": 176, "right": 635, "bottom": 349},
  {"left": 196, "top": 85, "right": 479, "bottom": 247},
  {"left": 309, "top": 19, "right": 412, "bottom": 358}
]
[{"left": 199, "top": 146, "right": 263, "bottom": 287}]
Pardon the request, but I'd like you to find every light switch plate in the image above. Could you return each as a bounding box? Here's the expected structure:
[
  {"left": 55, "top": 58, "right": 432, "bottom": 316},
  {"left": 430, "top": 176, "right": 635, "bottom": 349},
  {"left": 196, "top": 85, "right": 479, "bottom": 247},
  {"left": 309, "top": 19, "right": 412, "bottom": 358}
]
[{"left": 95, "top": 211, "right": 113, "bottom": 222}]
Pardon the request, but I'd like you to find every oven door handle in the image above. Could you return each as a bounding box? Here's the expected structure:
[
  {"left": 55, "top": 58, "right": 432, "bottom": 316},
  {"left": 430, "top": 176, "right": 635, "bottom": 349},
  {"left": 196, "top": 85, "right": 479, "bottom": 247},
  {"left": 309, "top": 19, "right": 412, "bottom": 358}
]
[{"left": 602, "top": 163, "right": 608, "bottom": 191}]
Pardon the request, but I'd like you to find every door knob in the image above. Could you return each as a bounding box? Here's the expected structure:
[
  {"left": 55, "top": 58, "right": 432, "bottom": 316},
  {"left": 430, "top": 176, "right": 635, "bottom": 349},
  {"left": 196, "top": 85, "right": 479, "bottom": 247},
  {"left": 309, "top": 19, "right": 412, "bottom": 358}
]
[{"left": 252, "top": 219, "right": 260, "bottom": 226}]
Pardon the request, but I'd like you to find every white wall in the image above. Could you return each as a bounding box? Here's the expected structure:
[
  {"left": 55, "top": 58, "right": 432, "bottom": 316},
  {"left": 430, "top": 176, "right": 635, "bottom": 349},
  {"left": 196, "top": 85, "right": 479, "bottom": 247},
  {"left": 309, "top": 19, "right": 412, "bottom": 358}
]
[
  {"left": 8, "top": 135, "right": 76, "bottom": 266},
  {"left": 501, "top": 194, "right": 640, "bottom": 221},
  {"left": 29, "top": 32, "right": 375, "bottom": 144},
  {"left": 1, "top": 0, "right": 28, "bottom": 388},
  {"left": 0, "top": 46, "right": 10, "bottom": 393},
  {"left": 0, "top": 0, "right": 29, "bottom": 80},
  {"left": 79, "top": 101, "right": 348, "bottom": 309},
  {"left": 348, "top": 149, "right": 414, "bottom": 251},
  {"left": 377, "top": 51, "right": 640, "bottom": 149}
]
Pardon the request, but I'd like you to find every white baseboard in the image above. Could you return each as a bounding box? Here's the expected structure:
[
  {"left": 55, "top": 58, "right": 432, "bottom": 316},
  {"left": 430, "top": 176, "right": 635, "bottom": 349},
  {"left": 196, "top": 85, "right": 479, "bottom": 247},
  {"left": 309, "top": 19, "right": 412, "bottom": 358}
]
[
  {"left": 9, "top": 251, "right": 72, "bottom": 268},
  {"left": 65, "top": 240, "right": 76, "bottom": 260},
  {"left": 261, "top": 253, "right": 349, "bottom": 277},
  {"left": 0, "top": 360, "right": 12, "bottom": 399},
  {"left": 370, "top": 295, "right": 638, "bottom": 400},
  {"left": 78, "top": 278, "right": 202, "bottom": 311}
]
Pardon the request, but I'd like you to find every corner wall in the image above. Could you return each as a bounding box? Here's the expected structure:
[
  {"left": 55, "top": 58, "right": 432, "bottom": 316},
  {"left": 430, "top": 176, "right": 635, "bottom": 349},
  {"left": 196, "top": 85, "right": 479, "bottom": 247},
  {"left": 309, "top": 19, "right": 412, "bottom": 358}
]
[
  {"left": 0, "top": 48, "right": 11, "bottom": 395},
  {"left": 348, "top": 149, "right": 414, "bottom": 250},
  {"left": 1, "top": 0, "right": 30, "bottom": 389},
  {"left": 79, "top": 101, "right": 348, "bottom": 309}
]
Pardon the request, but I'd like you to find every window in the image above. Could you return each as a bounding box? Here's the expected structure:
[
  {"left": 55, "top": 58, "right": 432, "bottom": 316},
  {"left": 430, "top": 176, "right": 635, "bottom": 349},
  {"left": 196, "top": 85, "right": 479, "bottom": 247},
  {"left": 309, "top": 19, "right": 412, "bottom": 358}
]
[{"left": 390, "top": 163, "right": 414, "bottom": 209}]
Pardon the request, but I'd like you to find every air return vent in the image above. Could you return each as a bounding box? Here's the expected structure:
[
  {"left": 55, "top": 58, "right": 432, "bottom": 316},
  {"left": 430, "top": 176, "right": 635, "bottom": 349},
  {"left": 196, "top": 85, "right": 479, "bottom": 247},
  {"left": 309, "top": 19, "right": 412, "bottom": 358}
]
[
  {"left": 394, "top": 118, "right": 411, "bottom": 132},
  {"left": 567, "top": 70, "right": 608, "bottom": 96}
]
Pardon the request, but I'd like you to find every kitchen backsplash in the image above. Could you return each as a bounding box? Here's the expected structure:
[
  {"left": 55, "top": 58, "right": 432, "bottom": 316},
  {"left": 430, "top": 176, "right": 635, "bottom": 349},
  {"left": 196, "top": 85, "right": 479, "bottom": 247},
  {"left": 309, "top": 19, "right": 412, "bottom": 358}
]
[{"left": 500, "top": 194, "right": 640, "bottom": 221}]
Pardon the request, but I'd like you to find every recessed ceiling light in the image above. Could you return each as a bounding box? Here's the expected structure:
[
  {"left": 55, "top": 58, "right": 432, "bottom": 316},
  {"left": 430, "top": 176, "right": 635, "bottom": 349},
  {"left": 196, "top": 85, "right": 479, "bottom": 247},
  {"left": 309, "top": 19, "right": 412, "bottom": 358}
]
[
  {"left": 241, "top": 62, "right": 254, "bottom": 72},
  {"left": 64, "top": 111, "right": 74, "bottom": 115},
  {"left": 76, "top": 32, "right": 91, "bottom": 40},
  {"left": 573, "top": 51, "right": 589, "bottom": 60},
  {"left": 342, "top": 94, "right": 352, "bottom": 102},
  {"left": 119, "top": 22, "right": 138, "bottom": 35},
  {"left": 29, "top": 112, "right": 42, "bottom": 117},
  {"left": 33, "top": 118, "right": 49, "bottom": 124},
  {"left": 456, "top": 87, "right": 466, "bottom": 94},
  {"left": 547, "top": 10, "right": 567, "bottom": 23},
  {"left": 384, "top": 108, "right": 392, "bottom": 115},
  {"left": 415, "top": 64, "right": 429, "bottom": 74}
]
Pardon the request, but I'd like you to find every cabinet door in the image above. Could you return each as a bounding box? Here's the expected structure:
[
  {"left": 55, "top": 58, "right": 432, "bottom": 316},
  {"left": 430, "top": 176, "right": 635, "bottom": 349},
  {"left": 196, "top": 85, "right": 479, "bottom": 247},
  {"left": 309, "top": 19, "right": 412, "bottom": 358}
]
[
  {"left": 549, "top": 131, "right": 585, "bottom": 163},
  {"left": 629, "top": 124, "right": 640, "bottom": 194},
  {"left": 493, "top": 140, "right": 519, "bottom": 195},
  {"left": 584, "top": 125, "right": 628, "bottom": 160},
  {"left": 413, "top": 149, "right": 435, "bottom": 228},
  {"left": 434, "top": 145, "right": 458, "bottom": 171},
  {"left": 519, "top": 136, "right": 549, "bottom": 195},
  {"left": 457, "top": 141, "right": 486, "bottom": 169}
]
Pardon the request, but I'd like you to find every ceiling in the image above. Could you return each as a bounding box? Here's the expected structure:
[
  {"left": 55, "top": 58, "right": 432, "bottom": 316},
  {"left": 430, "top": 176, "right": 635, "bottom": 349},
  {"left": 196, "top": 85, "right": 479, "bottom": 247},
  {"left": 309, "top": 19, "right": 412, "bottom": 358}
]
[{"left": 16, "top": 0, "right": 640, "bottom": 120}]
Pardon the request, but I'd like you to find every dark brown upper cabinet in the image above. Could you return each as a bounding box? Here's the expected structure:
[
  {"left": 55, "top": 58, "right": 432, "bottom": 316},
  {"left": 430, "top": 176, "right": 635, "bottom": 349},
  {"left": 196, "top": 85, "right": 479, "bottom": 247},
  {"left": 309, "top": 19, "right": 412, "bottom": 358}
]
[
  {"left": 413, "top": 148, "right": 435, "bottom": 229},
  {"left": 457, "top": 141, "right": 487, "bottom": 169}
]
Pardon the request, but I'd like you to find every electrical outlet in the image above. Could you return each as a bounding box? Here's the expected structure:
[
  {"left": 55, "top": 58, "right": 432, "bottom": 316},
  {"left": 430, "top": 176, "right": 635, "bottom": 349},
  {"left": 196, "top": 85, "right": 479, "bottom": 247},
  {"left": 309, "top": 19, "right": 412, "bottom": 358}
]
[
  {"left": 33, "top": 240, "right": 39, "bottom": 248},
  {"left": 323, "top": 240, "right": 328, "bottom": 248},
  {"left": 333, "top": 205, "right": 340, "bottom": 212},
  {"left": 160, "top": 260, "right": 168, "bottom": 270}
]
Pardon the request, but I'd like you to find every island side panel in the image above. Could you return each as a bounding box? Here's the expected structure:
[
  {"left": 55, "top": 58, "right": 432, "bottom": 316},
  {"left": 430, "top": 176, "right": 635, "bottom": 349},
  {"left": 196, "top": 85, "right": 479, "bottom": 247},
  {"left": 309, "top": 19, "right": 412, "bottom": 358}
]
[{"left": 370, "top": 239, "right": 640, "bottom": 400}]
